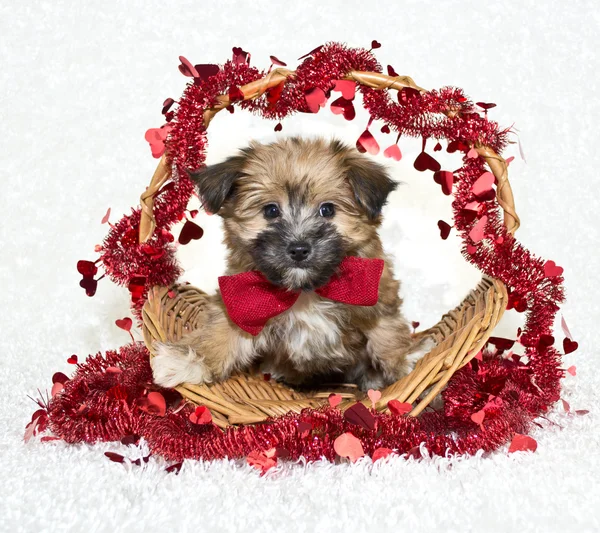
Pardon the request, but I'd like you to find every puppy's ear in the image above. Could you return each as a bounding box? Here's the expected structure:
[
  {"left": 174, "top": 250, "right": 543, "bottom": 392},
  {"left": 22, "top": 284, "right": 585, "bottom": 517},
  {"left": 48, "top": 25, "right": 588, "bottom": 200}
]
[
  {"left": 345, "top": 154, "right": 398, "bottom": 220},
  {"left": 187, "top": 154, "right": 247, "bottom": 214}
]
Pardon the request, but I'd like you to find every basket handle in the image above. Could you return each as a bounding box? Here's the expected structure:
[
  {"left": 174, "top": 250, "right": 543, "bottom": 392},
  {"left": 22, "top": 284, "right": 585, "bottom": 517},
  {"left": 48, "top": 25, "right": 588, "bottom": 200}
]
[{"left": 138, "top": 69, "right": 519, "bottom": 243}]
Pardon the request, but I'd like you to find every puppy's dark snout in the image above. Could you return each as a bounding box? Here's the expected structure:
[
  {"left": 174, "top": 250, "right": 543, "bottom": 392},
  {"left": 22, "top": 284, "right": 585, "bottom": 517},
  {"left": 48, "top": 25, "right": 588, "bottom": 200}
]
[{"left": 287, "top": 242, "right": 311, "bottom": 262}]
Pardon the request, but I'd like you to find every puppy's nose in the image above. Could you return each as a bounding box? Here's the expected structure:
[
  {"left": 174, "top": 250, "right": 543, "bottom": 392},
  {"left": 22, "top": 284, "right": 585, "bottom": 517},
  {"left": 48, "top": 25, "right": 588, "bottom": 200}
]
[{"left": 287, "top": 242, "right": 311, "bottom": 262}]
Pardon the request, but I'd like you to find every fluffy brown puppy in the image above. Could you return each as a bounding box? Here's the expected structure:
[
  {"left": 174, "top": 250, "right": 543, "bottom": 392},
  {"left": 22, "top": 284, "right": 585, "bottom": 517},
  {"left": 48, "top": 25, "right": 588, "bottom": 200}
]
[{"left": 151, "top": 136, "right": 433, "bottom": 391}]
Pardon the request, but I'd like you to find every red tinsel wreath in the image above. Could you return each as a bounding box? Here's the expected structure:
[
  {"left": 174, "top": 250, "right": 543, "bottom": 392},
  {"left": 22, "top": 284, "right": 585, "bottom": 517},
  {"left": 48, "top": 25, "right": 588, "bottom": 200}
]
[{"left": 33, "top": 42, "right": 573, "bottom": 466}]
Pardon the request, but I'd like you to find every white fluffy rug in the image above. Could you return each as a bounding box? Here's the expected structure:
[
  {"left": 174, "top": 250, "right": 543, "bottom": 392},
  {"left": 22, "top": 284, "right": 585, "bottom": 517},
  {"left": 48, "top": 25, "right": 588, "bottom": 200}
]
[{"left": 2, "top": 1, "right": 599, "bottom": 531}]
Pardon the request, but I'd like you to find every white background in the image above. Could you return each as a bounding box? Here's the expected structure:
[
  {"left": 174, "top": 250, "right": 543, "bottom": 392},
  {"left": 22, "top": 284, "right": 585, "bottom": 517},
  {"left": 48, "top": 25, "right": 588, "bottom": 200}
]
[{"left": 1, "top": 1, "right": 599, "bottom": 532}]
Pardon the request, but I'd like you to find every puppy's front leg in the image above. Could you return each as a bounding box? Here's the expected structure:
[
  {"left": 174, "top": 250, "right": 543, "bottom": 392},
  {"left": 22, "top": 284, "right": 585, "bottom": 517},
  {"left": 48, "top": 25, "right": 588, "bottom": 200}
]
[
  {"left": 362, "top": 315, "right": 434, "bottom": 390},
  {"left": 151, "top": 298, "right": 255, "bottom": 388}
]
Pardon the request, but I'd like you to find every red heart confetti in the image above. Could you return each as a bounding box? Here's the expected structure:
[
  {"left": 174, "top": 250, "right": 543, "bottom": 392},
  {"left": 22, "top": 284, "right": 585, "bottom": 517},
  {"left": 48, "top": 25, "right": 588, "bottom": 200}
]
[
  {"left": 304, "top": 87, "right": 328, "bottom": 113},
  {"left": 52, "top": 372, "right": 69, "bottom": 385},
  {"left": 472, "top": 172, "right": 496, "bottom": 201},
  {"left": 138, "top": 392, "right": 166, "bottom": 417},
  {"left": 77, "top": 260, "right": 98, "bottom": 278},
  {"left": 165, "top": 462, "right": 183, "bottom": 475},
  {"left": 388, "top": 399, "right": 412, "bottom": 416},
  {"left": 344, "top": 402, "right": 376, "bottom": 430},
  {"left": 297, "top": 44, "right": 324, "bottom": 60},
  {"left": 508, "top": 434, "right": 537, "bottom": 453},
  {"left": 101, "top": 207, "right": 111, "bottom": 225},
  {"left": 383, "top": 143, "right": 402, "bottom": 161},
  {"left": 115, "top": 317, "right": 132, "bottom": 332},
  {"left": 371, "top": 40, "right": 382, "bottom": 49},
  {"left": 330, "top": 96, "right": 356, "bottom": 121},
  {"left": 438, "top": 220, "right": 452, "bottom": 240},
  {"left": 566, "top": 365, "right": 577, "bottom": 376},
  {"left": 67, "top": 355, "right": 78, "bottom": 364},
  {"left": 411, "top": 321, "right": 420, "bottom": 331},
  {"left": 144, "top": 125, "right": 172, "bottom": 158},
  {"left": 247, "top": 450, "right": 277, "bottom": 474},
  {"left": 367, "top": 389, "right": 381, "bottom": 408},
  {"left": 471, "top": 409, "right": 485, "bottom": 426},
  {"left": 433, "top": 142, "right": 442, "bottom": 152},
  {"left": 476, "top": 102, "right": 497, "bottom": 110},
  {"left": 433, "top": 170, "right": 454, "bottom": 195},
  {"left": 104, "top": 451, "right": 125, "bottom": 463},
  {"left": 51, "top": 382, "right": 64, "bottom": 397},
  {"left": 269, "top": 55, "right": 287, "bottom": 66},
  {"left": 413, "top": 151, "right": 441, "bottom": 172},
  {"left": 178, "top": 56, "right": 199, "bottom": 78},
  {"left": 381, "top": 124, "right": 391, "bottom": 134},
  {"left": 266, "top": 80, "right": 285, "bottom": 110},
  {"left": 274, "top": 122, "right": 282, "bottom": 132},
  {"left": 356, "top": 129, "right": 380, "bottom": 155},
  {"left": 387, "top": 64, "right": 399, "bottom": 76},
  {"left": 162, "top": 98, "right": 175, "bottom": 114},
  {"left": 232, "top": 46, "right": 250, "bottom": 65},
  {"left": 544, "top": 260, "right": 563, "bottom": 278},
  {"left": 328, "top": 393, "right": 342, "bottom": 408},
  {"left": 189, "top": 405, "right": 212, "bottom": 425},
  {"left": 561, "top": 316, "right": 574, "bottom": 340},
  {"left": 194, "top": 64, "right": 220, "bottom": 82},
  {"left": 179, "top": 220, "right": 204, "bottom": 245},
  {"left": 372, "top": 448, "right": 394, "bottom": 461},
  {"left": 332, "top": 80, "right": 356, "bottom": 100},
  {"left": 576, "top": 410, "right": 589, "bottom": 416},
  {"left": 469, "top": 215, "right": 488, "bottom": 243},
  {"left": 563, "top": 338, "right": 578, "bottom": 354},
  {"left": 334, "top": 433, "right": 365, "bottom": 462},
  {"left": 467, "top": 147, "right": 479, "bottom": 159},
  {"left": 561, "top": 399, "right": 570, "bottom": 413}
]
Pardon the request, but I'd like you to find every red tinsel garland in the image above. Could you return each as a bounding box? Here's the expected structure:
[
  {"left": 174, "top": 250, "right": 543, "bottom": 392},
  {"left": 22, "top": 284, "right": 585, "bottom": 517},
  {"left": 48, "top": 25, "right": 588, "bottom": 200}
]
[{"left": 42, "top": 42, "right": 567, "bottom": 463}]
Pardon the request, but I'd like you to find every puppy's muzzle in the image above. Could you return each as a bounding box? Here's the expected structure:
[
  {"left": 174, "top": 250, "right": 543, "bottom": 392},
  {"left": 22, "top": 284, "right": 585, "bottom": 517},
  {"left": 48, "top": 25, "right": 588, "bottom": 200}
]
[{"left": 287, "top": 241, "right": 311, "bottom": 263}]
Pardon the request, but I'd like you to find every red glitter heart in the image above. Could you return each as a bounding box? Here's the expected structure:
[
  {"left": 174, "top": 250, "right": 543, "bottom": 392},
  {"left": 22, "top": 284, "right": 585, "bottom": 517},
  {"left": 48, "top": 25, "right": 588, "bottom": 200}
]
[
  {"left": 330, "top": 97, "right": 355, "bottom": 121},
  {"left": 381, "top": 124, "right": 391, "bottom": 134},
  {"left": 115, "top": 317, "right": 133, "bottom": 332},
  {"left": 508, "top": 434, "right": 537, "bottom": 453},
  {"left": 304, "top": 87, "right": 328, "bottom": 113},
  {"left": 543, "top": 260, "right": 563, "bottom": 278},
  {"left": 438, "top": 220, "right": 452, "bottom": 240},
  {"left": 356, "top": 129, "right": 380, "bottom": 155},
  {"left": 274, "top": 122, "right": 283, "bottom": 132},
  {"left": 77, "top": 260, "right": 98, "bottom": 278},
  {"left": 469, "top": 215, "right": 488, "bottom": 243},
  {"left": 433, "top": 170, "right": 454, "bottom": 195},
  {"left": 566, "top": 365, "right": 577, "bottom": 376},
  {"left": 413, "top": 151, "right": 441, "bottom": 172},
  {"left": 371, "top": 40, "right": 382, "bottom": 49},
  {"left": 332, "top": 80, "right": 356, "bottom": 100},
  {"left": 383, "top": 144, "right": 402, "bottom": 161},
  {"left": 333, "top": 433, "right": 364, "bottom": 462},
  {"left": 387, "top": 399, "right": 412, "bottom": 416},
  {"left": 67, "top": 355, "right": 78, "bottom": 364},
  {"left": 269, "top": 55, "right": 287, "bottom": 66},
  {"left": 79, "top": 277, "right": 97, "bottom": 296},
  {"left": 367, "top": 389, "right": 381, "bottom": 408},
  {"left": 138, "top": 392, "right": 166, "bottom": 417},
  {"left": 328, "top": 393, "right": 342, "bottom": 408},
  {"left": 344, "top": 402, "right": 376, "bottom": 430},
  {"left": 178, "top": 220, "right": 204, "bottom": 245},
  {"left": 372, "top": 447, "right": 393, "bottom": 461},
  {"left": 178, "top": 56, "right": 199, "bottom": 78},
  {"left": 563, "top": 338, "right": 578, "bottom": 354},
  {"left": 193, "top": 64, "right": 220, "bottom": 82},
  {"left": 189, "top": 405, "right": 212, "bottom": 424}
]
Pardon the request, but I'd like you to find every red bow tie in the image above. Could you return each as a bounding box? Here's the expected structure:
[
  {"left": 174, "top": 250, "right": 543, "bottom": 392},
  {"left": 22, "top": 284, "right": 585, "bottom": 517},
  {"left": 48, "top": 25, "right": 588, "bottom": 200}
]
[{"left": 218, "top": 256, "right": 385, "bottom": 336}]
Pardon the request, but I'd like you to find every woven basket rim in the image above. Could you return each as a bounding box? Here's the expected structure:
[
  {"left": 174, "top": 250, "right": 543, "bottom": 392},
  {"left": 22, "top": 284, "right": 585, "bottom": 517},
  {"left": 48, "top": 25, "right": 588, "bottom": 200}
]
[{"left": 140, "top": 66, "right": 515, "bottom": 427}]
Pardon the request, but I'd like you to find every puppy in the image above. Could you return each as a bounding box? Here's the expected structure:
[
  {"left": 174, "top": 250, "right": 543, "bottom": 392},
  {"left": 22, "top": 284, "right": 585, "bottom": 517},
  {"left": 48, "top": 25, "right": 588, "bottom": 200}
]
[{"left": 151, "top": 136, "right": 433, "bottom": 391}]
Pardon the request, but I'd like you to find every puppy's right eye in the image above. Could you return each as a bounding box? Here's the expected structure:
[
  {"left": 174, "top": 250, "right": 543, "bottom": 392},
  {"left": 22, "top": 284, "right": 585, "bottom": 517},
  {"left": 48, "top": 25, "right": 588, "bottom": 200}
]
[{"left": 263, "top": 204, "right": 281, "bottom": 219}]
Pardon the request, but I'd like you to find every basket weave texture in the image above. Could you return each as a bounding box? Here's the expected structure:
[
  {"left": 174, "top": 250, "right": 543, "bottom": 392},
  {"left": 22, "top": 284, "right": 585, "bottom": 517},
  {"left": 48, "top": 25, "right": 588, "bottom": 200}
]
[{"left": 140, "top": 69, "right": 518, "bottom": 428}]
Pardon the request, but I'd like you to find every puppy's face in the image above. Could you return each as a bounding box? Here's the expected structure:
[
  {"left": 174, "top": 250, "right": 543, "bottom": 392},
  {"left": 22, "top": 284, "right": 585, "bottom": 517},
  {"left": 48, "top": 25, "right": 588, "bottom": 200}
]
[{"left": 190, "top": 137, "right": 397, "bottom": 290}]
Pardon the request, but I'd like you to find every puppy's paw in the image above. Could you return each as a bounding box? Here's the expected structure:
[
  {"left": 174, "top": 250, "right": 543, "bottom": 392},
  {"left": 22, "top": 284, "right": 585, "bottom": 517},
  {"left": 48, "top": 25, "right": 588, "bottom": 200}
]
[
  {"left": 151, "top": 343, "right": 212, "bottom": 388},
  {"left": 405, "top": 337, "right": 436, "bottom": 370}
]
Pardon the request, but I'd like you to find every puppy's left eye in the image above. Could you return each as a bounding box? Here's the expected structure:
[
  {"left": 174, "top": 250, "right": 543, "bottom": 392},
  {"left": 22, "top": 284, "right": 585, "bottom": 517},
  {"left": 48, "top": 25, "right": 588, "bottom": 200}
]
[{"left": 319, "top": 203, "right": 335, "bottom": 218}]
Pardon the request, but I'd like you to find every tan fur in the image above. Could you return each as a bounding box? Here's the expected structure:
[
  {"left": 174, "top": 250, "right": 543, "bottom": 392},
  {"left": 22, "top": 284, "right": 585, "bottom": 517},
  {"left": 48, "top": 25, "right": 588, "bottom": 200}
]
[{"left": 151, "top": 137, "right": 431, "bottom": 391}]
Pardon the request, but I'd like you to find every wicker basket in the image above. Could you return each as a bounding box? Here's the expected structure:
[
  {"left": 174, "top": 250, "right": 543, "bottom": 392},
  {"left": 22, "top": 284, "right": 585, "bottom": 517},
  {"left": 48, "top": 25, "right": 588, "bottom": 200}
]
[{"left": 140, "top": 69, "right": 519, "bottom": 429}]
